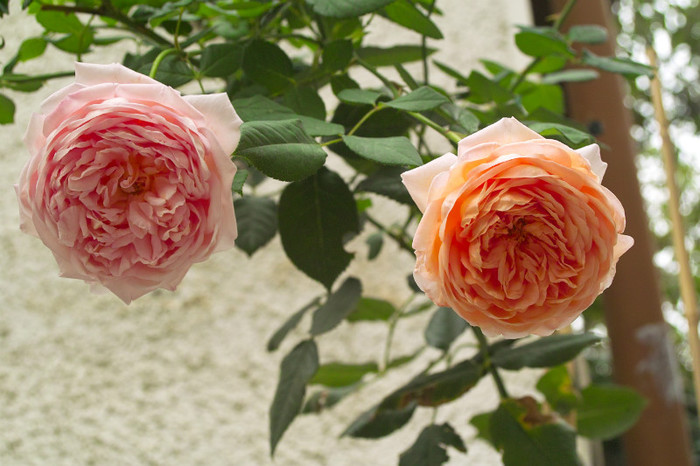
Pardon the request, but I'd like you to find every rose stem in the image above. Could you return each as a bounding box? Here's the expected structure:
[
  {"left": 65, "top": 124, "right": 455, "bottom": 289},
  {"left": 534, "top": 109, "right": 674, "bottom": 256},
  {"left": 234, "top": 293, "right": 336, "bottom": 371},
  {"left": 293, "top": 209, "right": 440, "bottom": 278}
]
[{"left": 473, "top": 326, "right": 509, "bottom": 399}]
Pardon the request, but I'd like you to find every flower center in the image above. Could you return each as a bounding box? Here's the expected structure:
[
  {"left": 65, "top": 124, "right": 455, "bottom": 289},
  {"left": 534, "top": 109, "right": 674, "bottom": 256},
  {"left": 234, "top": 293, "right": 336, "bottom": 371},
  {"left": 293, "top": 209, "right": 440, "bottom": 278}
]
[
  {"left": 507, "top": 218, "right": 529, "bottom": 244},
  {"left": 119, "top": 153, "right": 152, "bottom": 195}
]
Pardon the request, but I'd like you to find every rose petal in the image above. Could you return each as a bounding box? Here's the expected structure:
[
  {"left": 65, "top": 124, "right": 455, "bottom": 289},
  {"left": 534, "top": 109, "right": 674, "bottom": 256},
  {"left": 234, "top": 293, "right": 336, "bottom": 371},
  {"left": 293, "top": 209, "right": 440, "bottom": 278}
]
[
  {"left": 401, "top": 152, "right": 457, "bottom": 212},
  {"left": 577, "top": 143, "right": 607, "bottom": 180},
  {"left": 184, "top": 94, "right": 243, "bottom": 156},
  {"left": 75, "top": 62, "right": 159, "bottom": 87},
  {"left": 457, "top": 117, "right": 543, "bottom": 154}
]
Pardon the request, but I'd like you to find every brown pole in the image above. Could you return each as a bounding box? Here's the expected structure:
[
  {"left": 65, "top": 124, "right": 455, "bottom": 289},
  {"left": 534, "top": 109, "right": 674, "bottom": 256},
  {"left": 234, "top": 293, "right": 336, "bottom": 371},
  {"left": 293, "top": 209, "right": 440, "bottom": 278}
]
[
  {"left": 547, "top": 1, "right": 693, "bottom": 465},
  {"left": 647, "top": 46, "right": 700, "bottom": 421}
]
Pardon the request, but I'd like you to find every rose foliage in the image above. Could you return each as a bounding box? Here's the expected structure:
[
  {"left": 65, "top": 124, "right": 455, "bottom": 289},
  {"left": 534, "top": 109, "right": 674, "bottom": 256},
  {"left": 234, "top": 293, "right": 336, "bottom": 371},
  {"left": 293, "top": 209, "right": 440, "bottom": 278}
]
[{"left": 1, "top": 0, "right": 651, "bottom": 464}]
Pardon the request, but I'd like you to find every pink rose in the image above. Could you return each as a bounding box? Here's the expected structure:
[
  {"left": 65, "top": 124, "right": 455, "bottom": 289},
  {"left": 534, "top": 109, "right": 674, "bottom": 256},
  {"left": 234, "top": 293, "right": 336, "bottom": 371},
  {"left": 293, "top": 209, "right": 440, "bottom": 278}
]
[
  {"left": 16, "top": 63, "right": 242, "bottom": 303},
  {"left": 402, "top": 118, "right": 632, "bottom": 338}
]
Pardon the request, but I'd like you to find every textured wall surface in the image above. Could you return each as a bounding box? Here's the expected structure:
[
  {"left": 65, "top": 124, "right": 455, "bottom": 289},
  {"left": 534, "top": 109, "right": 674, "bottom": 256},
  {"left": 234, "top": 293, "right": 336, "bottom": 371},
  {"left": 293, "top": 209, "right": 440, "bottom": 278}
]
[{"left": 0, "top": 1, "right": 538, "bottom": 464}]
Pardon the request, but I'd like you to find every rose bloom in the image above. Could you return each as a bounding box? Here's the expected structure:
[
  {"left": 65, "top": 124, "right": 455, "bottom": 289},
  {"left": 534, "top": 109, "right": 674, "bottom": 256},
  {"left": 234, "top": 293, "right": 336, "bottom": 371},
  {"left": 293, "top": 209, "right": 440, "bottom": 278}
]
[
  {"left": 402, "top": 118, "right": 632, "bottom": 338},
  {"left": 16, "top": 63, "right": 242, "bottom": 303}
]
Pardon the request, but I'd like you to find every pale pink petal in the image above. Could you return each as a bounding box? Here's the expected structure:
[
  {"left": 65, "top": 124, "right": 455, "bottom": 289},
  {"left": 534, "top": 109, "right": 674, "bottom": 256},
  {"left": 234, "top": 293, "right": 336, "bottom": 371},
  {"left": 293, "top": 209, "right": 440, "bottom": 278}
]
[
  {"left": 401, "top": 152, "right": 457, "bottom": 212},
  {"left": 184, "top": 94, "right": 243, "bottom": 155},
  {"left": 74, "top": 62, "right": 158, "bottom": 86}
]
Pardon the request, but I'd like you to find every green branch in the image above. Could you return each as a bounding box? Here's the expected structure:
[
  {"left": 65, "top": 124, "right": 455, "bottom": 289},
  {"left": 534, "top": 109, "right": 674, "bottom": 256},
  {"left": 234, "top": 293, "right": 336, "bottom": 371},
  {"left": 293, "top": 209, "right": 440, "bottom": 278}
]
[
  {"left": 39, "top": 3, "right": 173, "bottom": 48},
  {"left": 473, "top": 326, "right": 509, "bottom": 399}
]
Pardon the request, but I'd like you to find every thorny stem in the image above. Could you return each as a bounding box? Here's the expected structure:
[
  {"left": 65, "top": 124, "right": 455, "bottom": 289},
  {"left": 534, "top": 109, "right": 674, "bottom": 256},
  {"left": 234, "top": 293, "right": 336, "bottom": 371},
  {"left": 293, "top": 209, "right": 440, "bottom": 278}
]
[
  {"left": 39, "top": 2, "right": 173, "bottom": 47},
  {"left": 473, "top": 326, "right": 509, "bottom": 399},
  {"left": 382, "top": 293, "right": 418, "bottom": 372}
]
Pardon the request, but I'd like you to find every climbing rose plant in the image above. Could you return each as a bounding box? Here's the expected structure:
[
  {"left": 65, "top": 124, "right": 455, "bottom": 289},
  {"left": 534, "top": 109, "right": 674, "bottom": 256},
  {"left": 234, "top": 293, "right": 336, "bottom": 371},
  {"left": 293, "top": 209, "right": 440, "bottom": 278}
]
[{"left": 1, "top": 0, "right": 653, "bottom": 464}]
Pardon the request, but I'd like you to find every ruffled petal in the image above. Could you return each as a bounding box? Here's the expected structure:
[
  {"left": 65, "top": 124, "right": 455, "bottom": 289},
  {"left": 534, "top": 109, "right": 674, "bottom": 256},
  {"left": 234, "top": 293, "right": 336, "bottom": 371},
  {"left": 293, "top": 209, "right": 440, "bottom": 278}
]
[{"left": 401, "top": 152, "right": 457, "bottom": 212}]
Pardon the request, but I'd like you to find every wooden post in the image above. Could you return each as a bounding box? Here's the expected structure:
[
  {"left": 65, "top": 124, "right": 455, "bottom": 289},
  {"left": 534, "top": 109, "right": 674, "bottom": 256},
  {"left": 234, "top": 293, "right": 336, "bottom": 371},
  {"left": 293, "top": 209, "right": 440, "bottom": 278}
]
[
  {"left": 545, "top": 1, "right": 693, "bottom": 465},
  {"left": 647, "top": 46, "right": 700, "bottom": 422}
]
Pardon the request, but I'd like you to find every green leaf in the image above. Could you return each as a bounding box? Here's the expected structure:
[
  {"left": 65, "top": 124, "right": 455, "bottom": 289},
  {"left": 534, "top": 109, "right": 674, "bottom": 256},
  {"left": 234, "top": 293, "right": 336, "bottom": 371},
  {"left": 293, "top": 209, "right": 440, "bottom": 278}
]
[
  {"left": 303, "top": 383, "right": 359, "bottom": 413},
  {"left": 467, "top": 71, "right": 513, "bottom": 104},
  {"left": 342, "top": 401, "right": 418, "bottom": 438},
  {"left": 337, "top": 88, "right": 384, "bottom": 106},
  {"left": 0, "top": 93, "right": 15, "bottom": 124},
  {"left": 491, "top": 398, "right": 581, "bottom": 466},
  {"left": 267, "top": 298, "right": 320, "bottom": 352},
  {"left": 441, "top": 103, "right": 479, "bottom": 134},
  {"left": 470, "top": 411, "right": 494, "bottom": 445},
  {"left": 567, "top": 25, "right": 608, "bottom": 44},
  {"left": 51, "top": 30, "right": 94, "bottom": 55},
  {"left": 365, "top": 232, "right": 384, "bottom": 260},
  {"left": 541, "top": 69, "right": 599, "bottom": 84},
  {"left": 380, "top": 358, "right": 484, "bottom": 410},
  {"left": 424, "top": 307, "right": 469, "bottom": 351},
  {"left": 36, "top": 10, "right": 85, "bottom": 33},
  {"left": 306, "top": 0, "right": 395, "bottom": 18},
  {"left": 399, "top": 423, "right": 466, "bottom": 466},
  {"left": 525, "top": 121, "right": 595, "bottom": 148},
  {"left": 242, "top": 39, "right": 293, "bottom": 92},
  {"left": 278, "top": 168, "right": 359, "bottom": 289},
  {"left": 384, "top": 86, "right": 449, "bottom": 112},
  {"left": 269, "top": 340, "right": 319, "bottom": 455},
  {"left": 357, "top": 45, "right": 435, "bottom": 67},
  {"left": 235, "top": 120, "right": 326, "bottom": 182},
  {"left": 581, "top": 50, "right": 654, "bottom": 77},
  {"left": 330, "top": 73, "right": 360, "bottom": 95},
  {"left": 395, "top": 63, "right": 419, "bottom": 90},
  {"left": 322, "top": 39, "right": 353, "bottom": 72},
  {"left": 387, "top": 350, "right": 422, "bottom": 369},
  {"left": 577, "top": 384, "right": 647, "bottom": 440},
  {"left": 347, "top": 297, "right": 395, "bottom": 322},
  {"left": 382, "top": 0, "right": 443, "bottom": 39},
  {"left": 200, "top": 43, "right": 243, "bottom": 78},
  {"left": 231, "top": 169, "right": 248, "bottom": 195},
  {"left": 150, "top": 54, "right": 194, "bottom": 87},
  {"left": 491, "top": 333, "right": 602, "bottom": 371},
  {"left": 234, "top": 196, "right": 278, "bottom": 256},
  {"left": 233, "top": 95, "right": 343, "bottom": 137},
  {"left": 433, "top": 60, "right": 469, "bottom": 86},
  {"left": 519, "top": 83, "right": 564, "bottom": 114},
  {"left": 283, "top": 86, "right": 326, "bottom": 120},
  {"left": 536, "top": 366, "right": 579, "bottom": 416},
  {"left": 0, "top": 0, "right": 7, "bottom": 17},
  {"left": 342, "top": 135, "right": 421, "bottom": 166},
  {"left": 514, "top": 27, "right": 574, "bottom": 58},
  {"left": 310, "top": 277, "right": 362, "bottom": 335},
  {"left": 310, "top": 361, "right": 378, "bottom": 387},
  {"left": 355, "top": 166, "right": 413, "bottom": 204},
  {"left": 17, "top": 37, "right": 47, "bottom": 62}
]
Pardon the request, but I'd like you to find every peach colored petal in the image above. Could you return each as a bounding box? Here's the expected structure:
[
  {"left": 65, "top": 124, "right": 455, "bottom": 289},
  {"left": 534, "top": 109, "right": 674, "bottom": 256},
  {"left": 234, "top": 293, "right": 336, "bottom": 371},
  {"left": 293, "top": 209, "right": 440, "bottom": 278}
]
[
  {"left": 457, "top": 117, "right": 542, "bottom": 154},
  {"left": 406, "top": 117, "right": 632, "bottom": 338},
  {"left": 577, "top": 143, "right": 607, "bottom": 180},
  {"left": 401, "top": 152, "right": 456, "bottom": 212}
]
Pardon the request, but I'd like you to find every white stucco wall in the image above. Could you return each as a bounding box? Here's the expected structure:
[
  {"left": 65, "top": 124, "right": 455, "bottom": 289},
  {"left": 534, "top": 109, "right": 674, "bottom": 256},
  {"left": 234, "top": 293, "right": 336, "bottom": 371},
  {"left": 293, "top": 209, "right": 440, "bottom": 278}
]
[{"left": 0, "top": 1, "right": 539, "bottom": 464}]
